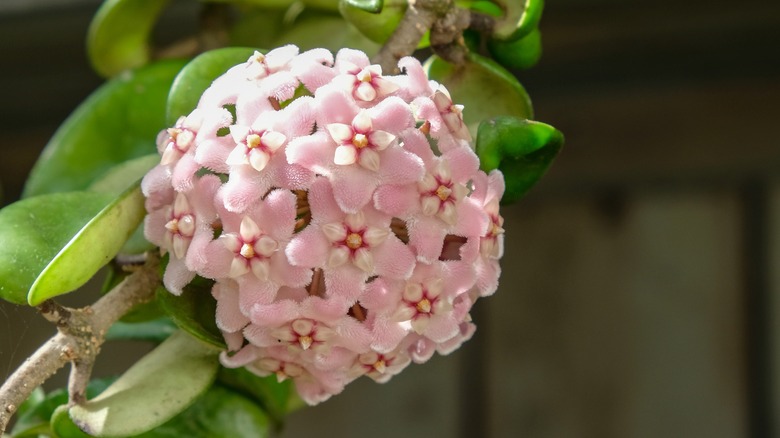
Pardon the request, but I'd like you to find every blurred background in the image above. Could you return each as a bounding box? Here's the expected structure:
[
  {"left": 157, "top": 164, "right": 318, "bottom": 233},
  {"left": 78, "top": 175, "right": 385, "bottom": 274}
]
[{"left": 1, "top": 0, "right": 779, "bottom": 437}]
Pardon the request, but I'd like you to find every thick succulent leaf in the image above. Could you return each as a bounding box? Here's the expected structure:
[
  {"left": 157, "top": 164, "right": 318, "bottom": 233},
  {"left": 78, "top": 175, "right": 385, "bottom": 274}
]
[
  {"left": 12, "top": 379, "right": 115, "bottom": 438},
  {"left": 28, "top": 184, "right": 146, "bottom": 305},
  {"left": 0, "top": 192, "right": 112, "bottom": 305},
  {"left": 493, "top": 0, "right": 544, "bottom": 42},
  {"left": 488, "top": 27, "right": 542, "bottom": 70},
  {"left": 106, "top": 318, "right": 178, "bottom": 342},
  {"left": 476, "top": 116, "right": 563, "bottom": 203},
  {"left": 157, "top": 275, "right": 226, "bottom": 349},
  {"left": 217, "top": 367, "right": 301, "bottom": 425},
  {"left": 67, "top": 331, "right": 220, "bottom": 437},
  {"left": 167, "top": 47, "right": 259, "bottom": 125},
  {"left": 87, "top": 0, "right": 171, "bottom": 77},
  {"left": 339, "top": 0, "right": 419, "bottom": 46},
  {"left": 229, "top": 9, "right": 287, "bottom": 51},
  {"left": 302, "top": 0, "right": 341, "bottom": 10},
  {"left": 135, "top": 385, "right": 271, "bottom": 437},
  {"left": 424, "top": 52, "right": 533, "bottom": 137},
  {"left": 88, "top": 154, "right": 161, "bottom": 255},
  {"left": 23, "top": 60, "right": 186, "bottom": 198},
  {"left": 342, "top": 0, "right": 383, "bottom": 13},
  {"left": 274, "top": 12, "right": 379, "bottom": 54},
  {"left": 88, "top": 154, "right": 160, "bottom": 195}
]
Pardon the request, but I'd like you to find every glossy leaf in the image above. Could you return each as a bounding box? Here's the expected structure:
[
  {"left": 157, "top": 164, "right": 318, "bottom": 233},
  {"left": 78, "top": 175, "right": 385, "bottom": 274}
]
[
  {"left": 23, "top": 60, "right": 186, "bottom": 198},
  {"left": 217, "top": 367, "right": 300, "bottom": 425},
  {"left": 167, "top": 47, "right": 259, "bottom": 125},
  {"left": 87, "top": 0, "right": 170, "bottom": 77},
  {"left": 88, "top": 154, "right": 160, "bottom": 195},
  {"left": 274, "top": 12, "right": 379, "bottom": 54},
  {"left": 28, "top": 184, "right": 146, "bottom": 305},
  {"left": 342, "top": 0, "right": 383, "bottom": 13},
  {"left": 88, "top": 154, "right": 161, "bottom": 255},
  {"left": 135, "top": 385, "right": 271, "bottom": 437},
  {"left": 67, "top": 331, "right": 220, "bottom": 437},
  {"left": 488, "top": 28, "right": 542, "bottom": 70},
  {"left": 158, "top": 274, "right": 226, "bottom": 349},
  {"left": 229, "top": 8, "right": 287, "bottom": 51},
  {"left": 302, "top": 0, "right": 341, "bottom": 10},
  {"left": 476, "top": 116, "right": 563, "bottom": 203},
  {"left": 339, "top": 0, "right": 414, "bottom": 46},
  {"left": 12, "top": 379, "right": 115, "bottom": 438},
  {"left": 493, "top": 0, "right": 544, "bottom": 42},
  {"left": 106, "top": 318, "right": 178, "bottom": 342},
  {"left": 424, "top": 52, "right": 533, "bottom": 137},
  {"left": 0, "top": 192, "right": 112, "bottom": 305}
]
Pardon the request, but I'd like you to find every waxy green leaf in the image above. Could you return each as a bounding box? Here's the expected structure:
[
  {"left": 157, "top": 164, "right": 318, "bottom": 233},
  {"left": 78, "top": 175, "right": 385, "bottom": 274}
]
[
  {"left": 106, "top": 318, "right": 178, "bottom": 343},
  {"left": 167, "top": 47, "right": 259, "bottom": 125},
  {"left": 424, "top": 52, "right": 533, "bottom": 137},
  {"left": 217, "top": 367, "right": 302, "bottom": 426},
  {"left": 340, "top": 0, "right": 416, "bottom": 46},
  {"left": 342, "top": 0, "right": 383, "bottom": 13},
  {"left": 88, "top": 154, "right": 160, "bottom": 195},
  {"left": 12, "top": 379, "right": 115, "bottom": 438},
  {"left": 157, "top": 274, "right": 226, "bottom": 349},
  {"left": 488, "top": 28, "right": 542, "bottom": 70},
  {"left": 23, "top": 60, "right": 186, "bottom": 198},
  {"left": 67, "top": 331, "right": 219, "bottom": 437},
  {"left": 0, "top": 192, "right": 112, "bottom": 305},
  {"left": 476, "top": 116, "right": 563, "bottom": 203},
  {"left": 493, "top": 0, "right": 544, "bottom": 42},
  {"left": 135, "top": 385, "right": 271, "bottom": 438},
  {"left": 87, "top": 0, "right": 171, "bottom": 77},
  {"left": 275, "top": 12, "right": 379, "bottom": 54},
  {"left": 28, "top": 184, "right": 147, "bottom": 305}
]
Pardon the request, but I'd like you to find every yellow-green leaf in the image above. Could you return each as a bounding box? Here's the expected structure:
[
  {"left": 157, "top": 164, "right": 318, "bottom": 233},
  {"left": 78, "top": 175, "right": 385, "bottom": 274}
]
[
  {"left": 67, "top": 331, "right": 220, "bottom": 437},
  {"left": 28, "top": 184, "right": 147, "bottom": 305},
  {"left": 88, "top": 0, "right": 171, "bottom": 77}
]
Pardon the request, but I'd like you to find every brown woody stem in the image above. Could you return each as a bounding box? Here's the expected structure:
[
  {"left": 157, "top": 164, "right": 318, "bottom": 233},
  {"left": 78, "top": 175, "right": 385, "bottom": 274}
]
[{"left": 0, "top": 253, "right": 161, "bottom": 434}]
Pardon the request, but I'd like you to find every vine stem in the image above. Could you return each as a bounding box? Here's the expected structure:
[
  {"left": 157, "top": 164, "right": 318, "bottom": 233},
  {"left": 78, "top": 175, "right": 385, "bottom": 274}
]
[
  {"left": 372, "top": 0, "right": 455, "bottom": 73},
  {"left": 0, "top": 253, "right": 161, "bottom": 434}
]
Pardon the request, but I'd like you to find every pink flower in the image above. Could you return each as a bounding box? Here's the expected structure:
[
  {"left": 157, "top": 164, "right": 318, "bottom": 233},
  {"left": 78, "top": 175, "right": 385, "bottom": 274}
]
[
  {"left": 203, "top": 189, "right": 311, "bottom": 311},
  {"left": 143, "top": 174, "right": 220, "bottom": 294},
  {"left": 332, "top": 48, "right": 399, "bottom": 103},
  {"left": 287, "top": 87, "right": 423, "bottom": 213},
  {"left": 285, "top": 178, "right": 415, "bottom": 303},
  {"left": 143, "top": 45, "right": 506, "bottom": 405}
]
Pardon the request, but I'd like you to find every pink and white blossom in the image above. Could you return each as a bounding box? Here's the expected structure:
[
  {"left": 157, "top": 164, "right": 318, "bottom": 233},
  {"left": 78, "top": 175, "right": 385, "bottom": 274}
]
[{"left": 142, "top": 46, "right": 504, "bottom": 405}]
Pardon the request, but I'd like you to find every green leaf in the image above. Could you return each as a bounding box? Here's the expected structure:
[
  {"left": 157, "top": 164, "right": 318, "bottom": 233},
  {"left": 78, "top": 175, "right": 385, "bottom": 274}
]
[
  {"left": 217, "top": 367, "right": 299, "bottom": 425},
  {"left": 67, "top": 331, "right": 219, "bottom": 437},
  {"left": 135, "top": 385, "right": 271, "bottom": 438},
  {"left": 157, "top": 274, "right": 226, "bottom": 349},
  {"left": 12, "top": 379, "right": 115, "bottom": 438},
  {"left": 340, "top": 0, "right": 417, "bottom": 46},
  {"left": 476, "top": 116, "right": 563, "bottom": 203},
  {"left": 229, "top": 8, "right": 287, "bottom": 51},
  {"left": 488, "top": 27, "right": 542, "bottom": 70},
  {"left": 87, "top": 0, "right": 171, "bottom": 77},
  {"left": 28, "top": 184, "right": 147, "bottom": 305},
  {"left": 493, "top": 0, "right": 544, "bottom": 42},
  {"left": 342, "top": 0, "right": 383, "bottom": 13},
  {"left": 23, "top": 60, "right": 187, "bottom": 198},
  {"left": 88, "top": 154, "right": 160, "bottom": 195},
  {"left": 0, "top": 192, "right": 112, "bottom": 305},
  {"left": 424, "top": 52, "right": 533, "bottom": 137},
  {"left": 274, "top": 12, "right": 380, "bottom": 54},
  {"left": 106, "top": 317, "right": 178, "bottom": 342},
  {"left": 167, "top": 48, "right": 259, "bottom": 125}
]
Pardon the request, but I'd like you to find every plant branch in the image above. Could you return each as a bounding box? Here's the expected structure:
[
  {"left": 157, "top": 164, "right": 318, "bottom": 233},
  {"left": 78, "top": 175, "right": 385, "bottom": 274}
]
[
  {"left": 0, "top": 253, "right": 161, "bottom": 434},
  {"left": 373, "top": 0, "right": 454, "bottom": 73}
]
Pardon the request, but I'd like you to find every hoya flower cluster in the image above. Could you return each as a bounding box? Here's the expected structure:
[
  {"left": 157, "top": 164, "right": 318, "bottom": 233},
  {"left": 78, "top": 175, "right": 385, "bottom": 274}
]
[{"left": 142, "top": 45, "right": 505, "bottom": 404}]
